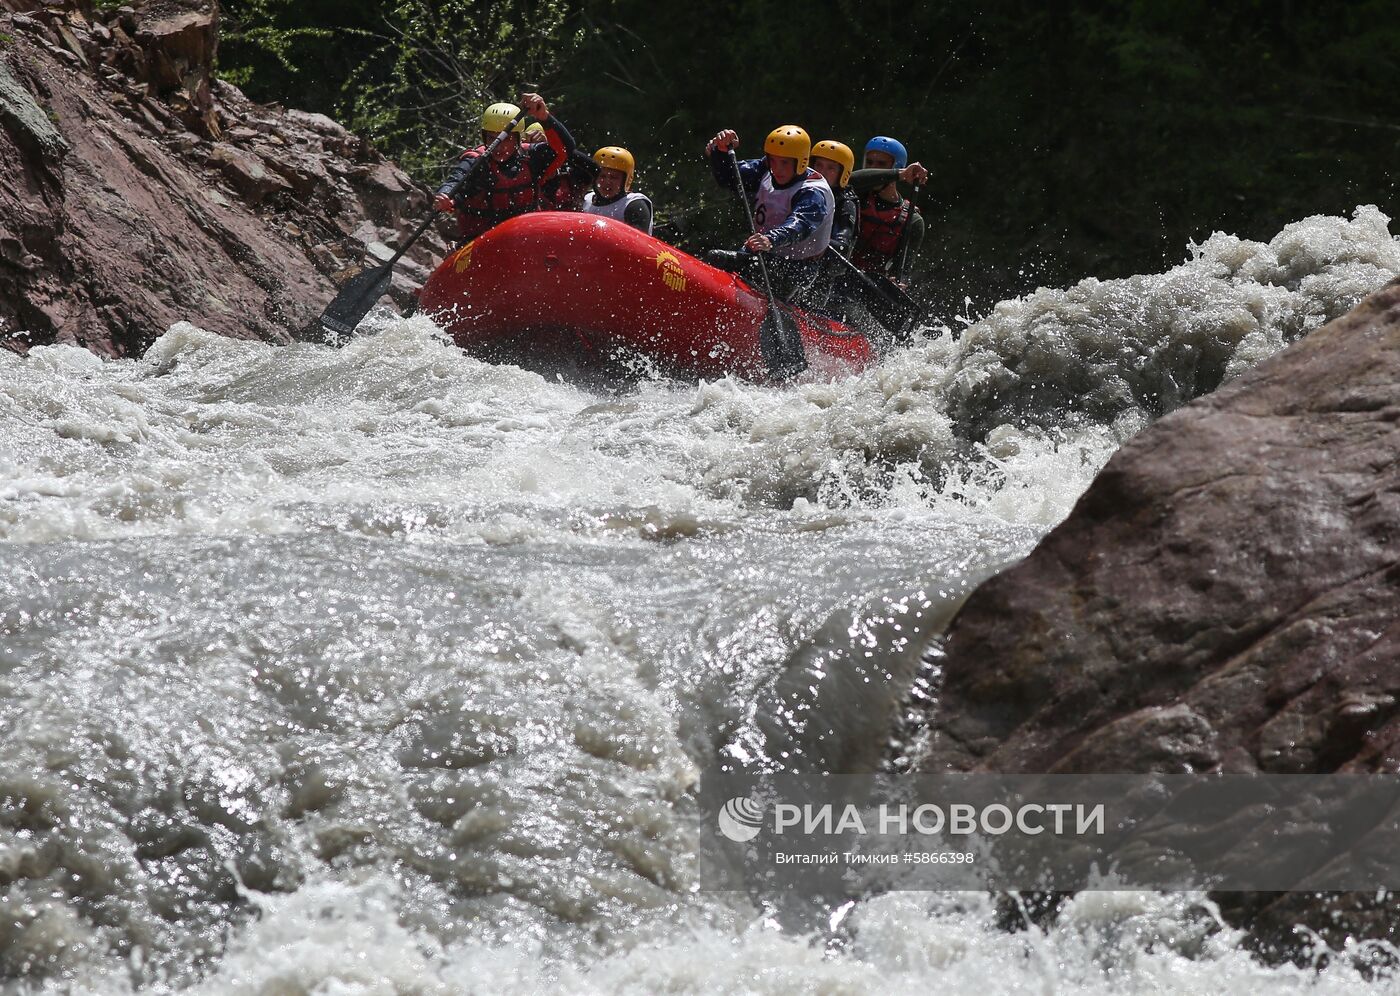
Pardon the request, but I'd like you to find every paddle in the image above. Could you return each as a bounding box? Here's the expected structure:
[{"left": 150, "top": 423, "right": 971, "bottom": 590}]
[
  {"left": 821, "top": 180, "right": 931, "bottom": 344},
  {"left": 894, "top": 183, "right": 922, "bottom": 282},
  {"left": 313, "top": 107, "right": 530, "bottom": 343},
  {"left": 726, "top": 148, "right": 808, "bottom": 380},
  {"left": 822, "top": 246, "right": 929, "bottom": 344}
]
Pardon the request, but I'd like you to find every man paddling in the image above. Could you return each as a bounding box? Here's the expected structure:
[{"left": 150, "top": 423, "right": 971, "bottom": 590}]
[
  {"left": 703, "top": 125, "right": 834, "bottom": 305},
  {"left": 848, "top": 136, "right": 929, "bottom": 284},
  {"left": 822, "top": 136, "right": 929, "bottom": 343},
  {"left": 433, "top": 93, "right": 576, "bottom": 242}
]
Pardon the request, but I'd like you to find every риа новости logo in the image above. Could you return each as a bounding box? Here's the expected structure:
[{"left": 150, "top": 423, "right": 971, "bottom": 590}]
[{"left": 718, "top": 797, "right": 764, "bottom": 843}]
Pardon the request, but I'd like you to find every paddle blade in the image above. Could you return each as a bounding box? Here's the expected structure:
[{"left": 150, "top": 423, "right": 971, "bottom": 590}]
[
  {"left": 837, "top": 268, "right": 920, "bottom": 343},
  {"left": 758, "top": 306, "right": 808, "bottom": 382},
  {"left": 315, "top": 263, "right": 393, "bottom": 343},
  {"left": 866, "top": 284, "right": 916, "bottom": 336}
]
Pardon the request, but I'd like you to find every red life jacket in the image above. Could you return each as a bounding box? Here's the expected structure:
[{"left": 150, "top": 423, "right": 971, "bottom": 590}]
[
  {"left": 853, "top": 194, "right": 916, "bottom": 273},
  {"left": 454, "top": 144, "right": 541, "bottom": 240}
]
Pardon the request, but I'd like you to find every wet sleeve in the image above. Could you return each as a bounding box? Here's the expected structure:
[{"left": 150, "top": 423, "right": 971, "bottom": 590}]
[
  {"left": 848, "top": 168, "right": 901, "bottom": 195},
  {"left": 766, "top": 187, "right": 828, "bottom": 249},
  {"left": 573, "top": 152, "right": 601, "bottom": 185},
  {"left": 709, "top": 147, "right": 739, "bottom": 190},
  {"left": 623, "top": 198, "right": 653, "bottom": 233},
  {"left": 710, "top": 152, "right": 762, "bottom": 198},
  {"left": 530, "top": 115, "right": 575, "bottom": 179},
  {"left": 436, "top": 151, "right": 482, "bottom": 200}
]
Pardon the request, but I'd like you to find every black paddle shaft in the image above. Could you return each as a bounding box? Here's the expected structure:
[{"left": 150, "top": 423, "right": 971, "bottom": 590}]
[
  {"left": 894, "top": 183, "right": 921, "bottom": 282},
  {"left": 725, "top": 148, "right": 807, "bottom": 379},
  {"left": 317, "top": 108, "right": 530, "bottom": 340},
  {"left": 825, "top": 245, "right": 920, "bottom": 315}
]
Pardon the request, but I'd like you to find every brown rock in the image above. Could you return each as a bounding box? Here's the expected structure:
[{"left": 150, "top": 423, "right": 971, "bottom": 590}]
[
  {"left": 104, "top": 1, "right": 221, "bottom": 135},
  {"left": 920, "top": 281, "right": 1400, "bottom": 777},
  {"left": 0, "top": 21, "right": 316, "bottom": 352},
  {"left": 52, "top": 20, "right": 87, "bottom": 66},
  {"left": 0, "top": 0, "right": 450, "bottom": 355},
  {"left": 282, "top": 107, "right": 356, "bottom": 154},
  {"left": 207, "top": 142, "right": 290, "bottom": 202},
  {"left": 261, "top": 149, "right": 331, "bottom": 198},
  {"left": 917, "top": 278, "right": 1400, "bottom": 951},
  {"left": 350, "top": 161, "right": 424, "bottom": 224},
  {"left": 132, "top": 4, "right": 214, "bottom": 89},
  {"left": 134, "top": 99, "right": 165, "bottom": 133},
  {"left": 307, "top": 243, "right": 343, "bottom": 274}
]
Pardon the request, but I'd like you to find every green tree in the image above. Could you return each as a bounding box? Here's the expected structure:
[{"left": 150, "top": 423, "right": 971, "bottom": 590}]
[{"left": 221, "top": 0, "right": 588, "bottom": 173}]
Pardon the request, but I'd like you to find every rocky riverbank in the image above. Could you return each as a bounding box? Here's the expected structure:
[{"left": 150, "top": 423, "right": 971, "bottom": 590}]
[
  {"left": 917, "top": 277, "right": 1400, "bottom": 952},
  {"left": 0, "top": 0, "right": 448, "bottom": 356}
]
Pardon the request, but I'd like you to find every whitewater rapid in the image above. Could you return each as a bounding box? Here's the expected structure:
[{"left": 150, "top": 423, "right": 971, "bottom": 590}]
[{"left": 1, "top": 207, "right": 1398, "bottom": 993}]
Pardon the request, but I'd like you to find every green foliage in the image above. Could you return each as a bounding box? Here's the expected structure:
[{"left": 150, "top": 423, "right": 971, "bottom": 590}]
[
  {"left": 346, "top": 0, "right": 583, "bottom": 172},
  {"left": 220, "top": 0, "right": 588, "bottom": 175},
  {"left": 0, "top": 33, "right": 13, "bottom": 48},
  {"left": 217, "top": 0, "right": 335, "bottom": 89}
]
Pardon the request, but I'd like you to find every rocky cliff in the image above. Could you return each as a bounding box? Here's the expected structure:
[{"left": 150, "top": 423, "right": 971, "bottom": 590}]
[
  {"left": 917, "top": 277, "right": 1400, "bottom": 951},
  {"left": 0, "top": 0, "right": 449, "bottom": 356}
]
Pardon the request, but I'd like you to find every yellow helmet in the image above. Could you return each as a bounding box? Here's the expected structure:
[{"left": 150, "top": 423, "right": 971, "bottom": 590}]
[
  {"left": 481, "top": 102, "right": 525, "bottom": 135},
  {"left": 811, "top": 139, "right": 854, "bottom": 187},
  {"left": 764, "top": 125, "right": 811, "bottom": 173},
  {"left": 523, "top": 121, "right": 546, "bottom": 142},
  {"left": 593, "top": 146, "right": 636, "bottom": 191}
]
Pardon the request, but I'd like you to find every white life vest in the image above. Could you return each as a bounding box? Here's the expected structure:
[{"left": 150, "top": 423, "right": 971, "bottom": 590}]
[
  {"left": 583, "top": 191, "right": 654, "bottom": 235},
  {"left": 753, "top": 168, "right": 834, "bottom": 260}
]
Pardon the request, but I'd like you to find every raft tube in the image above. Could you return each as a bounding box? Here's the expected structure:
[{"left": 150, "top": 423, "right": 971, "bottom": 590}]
[{"left": 417, "top": 212, "right": 875, "bottom": 382}]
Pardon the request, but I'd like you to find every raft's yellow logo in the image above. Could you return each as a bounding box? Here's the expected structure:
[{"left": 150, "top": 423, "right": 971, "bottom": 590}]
[
  {"left": 655, "top": 251, "right": 686, "bottom": 292},
  {"left": 452, "top": 242, "right": 474, "bottom": 273}
]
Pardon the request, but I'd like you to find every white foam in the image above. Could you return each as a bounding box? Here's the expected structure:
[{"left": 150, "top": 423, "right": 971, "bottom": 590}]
[{"left": 3, "top": 208, "right": 1398, "bottom": 993}]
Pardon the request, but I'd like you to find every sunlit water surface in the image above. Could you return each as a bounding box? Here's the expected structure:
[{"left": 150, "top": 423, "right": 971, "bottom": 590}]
[{"left": 2, "top": 207, "right": 1398, "bottom": 993}]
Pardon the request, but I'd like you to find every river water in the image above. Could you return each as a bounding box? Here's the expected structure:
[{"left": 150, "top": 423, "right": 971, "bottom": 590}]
[{"left": 2, "top": 207, "right": 1398, "bottom": 993}]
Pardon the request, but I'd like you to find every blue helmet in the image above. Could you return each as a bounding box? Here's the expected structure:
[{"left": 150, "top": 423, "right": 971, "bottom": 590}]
[{"left": 864, "top": 136, "right": 907, "bottom": 169}]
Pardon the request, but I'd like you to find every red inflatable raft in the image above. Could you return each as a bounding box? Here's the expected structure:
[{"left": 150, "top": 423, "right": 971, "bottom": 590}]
[{"left": 417, "top": 212, "right": 875, "bottom": 382}]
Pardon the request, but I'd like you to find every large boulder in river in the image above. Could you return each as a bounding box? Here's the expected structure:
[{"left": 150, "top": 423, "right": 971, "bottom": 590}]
[
  {"left": 0, "top": 0, "right": 446, "bottom": 355},
  {"left": 916, "top": 277, "right": 1400, "bottom": 950}
]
